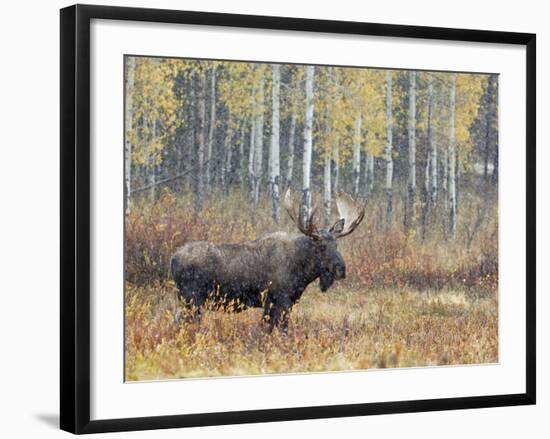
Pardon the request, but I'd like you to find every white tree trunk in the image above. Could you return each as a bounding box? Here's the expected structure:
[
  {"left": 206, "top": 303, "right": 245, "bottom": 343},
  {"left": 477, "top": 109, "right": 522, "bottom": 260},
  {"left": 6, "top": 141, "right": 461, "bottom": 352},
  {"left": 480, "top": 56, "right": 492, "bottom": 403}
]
[
  {"left": 206, "top": 66, "right": 217, "bottom": 193},
  {"left": 270, "top": 64, "right": 281, "bottom": 223},
  {"left": 248, "top": 117, "right": 256, "bottom": 198},
  {"left": 194, "top": 71, "right": 207, "bottom": 211},
  {"left": 253, "top": 77, "right": 265, "bottom": 207},
  {"left": 489, "top": 75, "right": 499, "bottom": 184},
  {"left": 332, "top": 140, "right": 339, "bottom": 195},
  {"left": 406, "top": 70, "right": 416, "bottom": 228},
  {"left": 330, "top": 68, "right": 339, "bottom": 198},
  {"left": 442, "top": 143, "right": 448, "bottom": 209},
  {"left": 385, "top": 71, "right": 393, "bottom": 224},
  {"left": 424, "top": 152, "right": 431, "bottom": 196},
  {"left": 323, "top": 150, "right": 332, "bottom": 227},
  {"left": 221, "top": 133, "right": 231, "bottom": 190},
  {"left": 148, "top": 116, "right": 157, "bottom": 202},
  {"left": 421, "top": 149, "right": 430, "bottom": 240},
  {"left": 449, "top": 73, "right": 457, "bottom": 239},
  {"left": 228, "top": 140, "right": 233, "bottom": 187},
  {"left": 428, "top": 76, "right": 438, "bottom": 205},
  {"left": 238, "top": 122, "right": 246, "bottom": 188},
  {"left": 366, "top": 150, "right": 374, "bottom": 195},
  {"left": 187, "top": 73, "right": 196, "bottom": 193},
  {"left": 352, "top": 114, "right": 362, "bottom": 196},
  {"left": 285, "top": 112, "right": 296, "bottom": 188},
  {"left": 220, "top": 137, "right": 226, "bottom": 189},
  {"left": 124, "top": 57, "right": 135, "bottom": 215},
  {"left": 302, "top": 65, "right": 315, "bottom": 224}
]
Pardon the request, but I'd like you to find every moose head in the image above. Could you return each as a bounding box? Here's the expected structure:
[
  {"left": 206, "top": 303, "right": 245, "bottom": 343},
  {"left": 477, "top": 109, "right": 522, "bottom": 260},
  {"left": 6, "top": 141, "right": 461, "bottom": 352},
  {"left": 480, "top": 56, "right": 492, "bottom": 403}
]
[{"left": 283, "top": 189, "right": 367, "bottom": 292}]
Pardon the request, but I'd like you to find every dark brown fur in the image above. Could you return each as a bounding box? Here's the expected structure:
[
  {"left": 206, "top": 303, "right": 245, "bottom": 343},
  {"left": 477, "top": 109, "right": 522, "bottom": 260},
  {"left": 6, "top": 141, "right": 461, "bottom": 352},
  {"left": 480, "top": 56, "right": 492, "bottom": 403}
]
[{"left": 171, "top": 230, "right": 346, "bottom": 331}]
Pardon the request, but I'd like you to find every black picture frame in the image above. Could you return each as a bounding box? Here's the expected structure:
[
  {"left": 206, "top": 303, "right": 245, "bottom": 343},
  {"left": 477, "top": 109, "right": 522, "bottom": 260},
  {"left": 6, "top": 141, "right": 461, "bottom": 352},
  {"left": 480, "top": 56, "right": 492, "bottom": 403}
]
[{"left": 60, "top": 4, "right": 536, "bottom": 434}]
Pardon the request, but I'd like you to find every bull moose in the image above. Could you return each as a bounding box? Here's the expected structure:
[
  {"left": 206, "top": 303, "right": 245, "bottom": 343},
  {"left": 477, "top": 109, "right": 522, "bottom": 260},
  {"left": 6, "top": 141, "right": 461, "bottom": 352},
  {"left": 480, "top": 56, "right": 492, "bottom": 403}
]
[{"left": 171, "top": 190, "right": 366, "bottom": 331}]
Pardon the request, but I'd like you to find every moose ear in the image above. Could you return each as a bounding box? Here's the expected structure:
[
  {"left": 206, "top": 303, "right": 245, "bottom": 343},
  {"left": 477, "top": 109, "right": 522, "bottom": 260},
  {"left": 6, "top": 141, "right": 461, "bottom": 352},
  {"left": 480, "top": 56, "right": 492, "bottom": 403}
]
[{"left": 329, "top": 218, "right": 345, "bottom": 235}]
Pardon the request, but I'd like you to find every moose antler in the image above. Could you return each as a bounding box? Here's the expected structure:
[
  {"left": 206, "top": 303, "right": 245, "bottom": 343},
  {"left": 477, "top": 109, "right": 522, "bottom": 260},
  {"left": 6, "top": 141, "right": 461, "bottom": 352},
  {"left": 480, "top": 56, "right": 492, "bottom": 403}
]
[
  {"left": 334, "top": 193, "right": 367, "bottom": 238},
  {"left": 283, "top": 189, "right": 321, "bottom": 238}
]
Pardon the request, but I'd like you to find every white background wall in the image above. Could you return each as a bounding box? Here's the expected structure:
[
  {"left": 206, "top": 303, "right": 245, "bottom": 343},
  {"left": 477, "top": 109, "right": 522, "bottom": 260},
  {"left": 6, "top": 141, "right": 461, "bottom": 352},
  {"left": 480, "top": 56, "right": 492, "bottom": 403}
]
[{"left": 0, "top": 0, "right": 546, "bottom": 437}]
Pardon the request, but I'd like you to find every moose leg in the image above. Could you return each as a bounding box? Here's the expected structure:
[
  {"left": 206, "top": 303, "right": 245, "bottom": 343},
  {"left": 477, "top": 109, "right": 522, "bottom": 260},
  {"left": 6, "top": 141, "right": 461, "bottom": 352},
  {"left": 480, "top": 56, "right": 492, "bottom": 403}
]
[
  {"left": 175, "top": 285, "right": 205, "bottom": 325},
  {"left": 262, "top": 295, "right": 292, "bottom": 333}
]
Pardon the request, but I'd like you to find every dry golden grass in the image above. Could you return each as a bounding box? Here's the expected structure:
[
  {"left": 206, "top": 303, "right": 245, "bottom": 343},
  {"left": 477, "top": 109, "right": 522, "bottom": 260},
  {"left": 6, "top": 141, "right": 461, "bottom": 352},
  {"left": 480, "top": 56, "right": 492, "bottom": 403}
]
[
  {"left": 124, "top": 187, "right": 498, "bottom": 381},
  {"left": 125, "top": 281, "right": 498, "bottom": 381}
]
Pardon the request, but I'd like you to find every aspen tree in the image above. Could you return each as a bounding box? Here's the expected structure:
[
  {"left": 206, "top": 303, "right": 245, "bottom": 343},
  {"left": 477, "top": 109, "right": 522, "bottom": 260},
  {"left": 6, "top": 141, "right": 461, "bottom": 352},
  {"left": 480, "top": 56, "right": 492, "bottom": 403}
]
[
  {"left": 428, "top": 75, "right": 438, "bottom": 205},
  {"left": 449, "top": 73, "right": 457, "bottom": 239},
  {"left": 285, "top": 113, "right": 296, "bottom": 189},
  {"left": 195, "top": 68, "right": 207, "bottom": 211},
  {"left": 270, "top": 64, "right": 281, "bottom": 223},
  {"left": 238, "top": 121, "right": 246, "bottom": 188},
  {"left": 206, "top": 66, "right": 217, "bottom": 193},
  {"left": 253, "top": 74, "right": 265, "bottom": 207},
  {"left": 124, "top": 56, "right": 136, "bottom": 215},
  {"left": 352, "top": 114, "right": 362, "bottom": 196},
  {"left": 248, "top": 117, "right": 256, "bottom": 199},
  {"left": 385, "top": 70, "right": 394, "bottom": 224},
  {"left": 406, "top": 71, "right": 417, "bottom": 229},
  {"left": 302, "top": 65, "right": 315, "bottom": 225}
]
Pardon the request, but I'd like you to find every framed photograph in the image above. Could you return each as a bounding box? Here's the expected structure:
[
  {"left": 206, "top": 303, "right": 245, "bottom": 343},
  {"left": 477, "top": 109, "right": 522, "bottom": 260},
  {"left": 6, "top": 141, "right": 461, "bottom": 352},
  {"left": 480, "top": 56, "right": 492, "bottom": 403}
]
[{"left": 60, "top": 4, "right": 536, "bottom": 434}]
